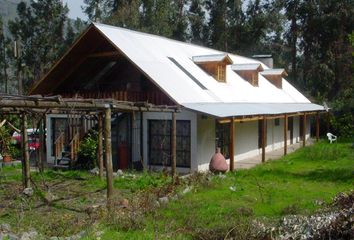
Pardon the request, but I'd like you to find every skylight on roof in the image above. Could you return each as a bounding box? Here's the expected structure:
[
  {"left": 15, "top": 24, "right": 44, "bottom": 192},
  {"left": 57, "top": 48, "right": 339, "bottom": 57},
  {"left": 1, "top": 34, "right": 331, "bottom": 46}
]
[{"left": 168, "top": 57, "right": 208, "bottom": 90}]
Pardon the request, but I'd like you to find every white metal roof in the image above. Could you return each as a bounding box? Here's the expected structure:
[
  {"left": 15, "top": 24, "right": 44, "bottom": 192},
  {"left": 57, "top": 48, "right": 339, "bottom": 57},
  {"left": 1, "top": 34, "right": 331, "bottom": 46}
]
[
  {"left": 93, "top": 23, "right": 322, "bottom": 116},
  {"left": 261, "top": 69, "right": 287, "bottom": 76},
  {"left": 192, "top": 54, "right": 232, "bottom": 63},
  {"left": 231, "top": 63, "right": 263, "bottom": 71},
  {"left": 183, "top": 102, "right": 325, "bottom": 118}
]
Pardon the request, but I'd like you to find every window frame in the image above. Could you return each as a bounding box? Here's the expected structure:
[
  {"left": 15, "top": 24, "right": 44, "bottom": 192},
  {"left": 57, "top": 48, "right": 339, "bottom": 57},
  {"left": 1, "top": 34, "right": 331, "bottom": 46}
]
[{"left": 148, "top": 119, "right": 191, "bottom": 168}]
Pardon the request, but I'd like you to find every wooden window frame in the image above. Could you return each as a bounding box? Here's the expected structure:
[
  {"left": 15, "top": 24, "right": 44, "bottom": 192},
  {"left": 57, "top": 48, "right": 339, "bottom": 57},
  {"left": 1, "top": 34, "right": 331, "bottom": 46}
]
[{"left": 148, "top": 120, "right": 191, "bottom": 168}]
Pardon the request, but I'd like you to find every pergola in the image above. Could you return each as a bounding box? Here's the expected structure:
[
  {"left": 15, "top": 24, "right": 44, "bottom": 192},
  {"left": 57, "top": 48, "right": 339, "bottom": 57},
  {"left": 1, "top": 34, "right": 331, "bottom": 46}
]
[{"left": 0, "top": 94, "right": 179, "bottom": 208}]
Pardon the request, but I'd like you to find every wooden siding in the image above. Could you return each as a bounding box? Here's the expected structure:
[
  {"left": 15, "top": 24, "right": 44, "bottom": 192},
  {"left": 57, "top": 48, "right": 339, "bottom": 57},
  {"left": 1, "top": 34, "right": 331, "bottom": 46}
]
[{"left": 60, "top": 90, "right": 175, "bottom": 106}]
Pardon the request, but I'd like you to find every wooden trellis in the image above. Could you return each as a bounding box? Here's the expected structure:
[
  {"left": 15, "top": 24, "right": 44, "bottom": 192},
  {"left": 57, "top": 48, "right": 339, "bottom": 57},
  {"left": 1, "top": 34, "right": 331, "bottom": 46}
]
[{"left": 0, "top": 94, "right": 179, "bottom": 207}]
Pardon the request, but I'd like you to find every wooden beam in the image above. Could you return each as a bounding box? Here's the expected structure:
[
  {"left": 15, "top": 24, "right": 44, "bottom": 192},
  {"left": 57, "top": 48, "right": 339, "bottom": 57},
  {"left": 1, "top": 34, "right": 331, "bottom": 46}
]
[
  {"left": 302, "top": 113, "right": 307, "bottom": 147},
  {"left": 284, "top": 114, "right": 288, "bottom": 156},
  {"left": 171, "top": 112, "right": 177, "bottom": 180},
  {"left": 229, "top": 117, "right": 235, "bottom": 171},
  {"left": 87, "top": 51, "right": 120, "bottom": 58},
  {"left": 316, "top": 112, "right": 320, "bottom": 141},
  {"left": 262, "top": 116, "right": 266, "bottom": 163},
  {"left": 98, "top": 113, "right": 104, "bottom": 180},
  {"left": 21, "top": 113, "right": 30, "bottom": 188},
  {"left": 104, "top": 107, "right": 113, "bottom": 209}
]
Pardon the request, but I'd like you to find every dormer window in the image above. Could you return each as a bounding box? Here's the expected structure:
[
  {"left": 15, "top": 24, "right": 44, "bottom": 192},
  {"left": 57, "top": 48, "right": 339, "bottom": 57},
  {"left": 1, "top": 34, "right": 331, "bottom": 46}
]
[
  {"left": 192, "top": 54, "right": 233, "bottom": 82},
  {"left": 231, "top": 63, "right": 263, "bottom": 87},
  {"left": 260, "top": 69, "right": 288, "bottom": 89}
]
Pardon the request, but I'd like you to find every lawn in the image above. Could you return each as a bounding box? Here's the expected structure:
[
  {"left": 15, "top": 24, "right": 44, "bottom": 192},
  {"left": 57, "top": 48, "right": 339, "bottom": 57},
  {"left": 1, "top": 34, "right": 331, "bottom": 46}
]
[{"left": 0, "top": 140, "right": 353, "bottom": 239}]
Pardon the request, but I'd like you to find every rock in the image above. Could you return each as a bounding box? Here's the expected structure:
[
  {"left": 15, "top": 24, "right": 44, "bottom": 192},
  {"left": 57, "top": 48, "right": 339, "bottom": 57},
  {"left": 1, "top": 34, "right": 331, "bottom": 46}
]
[
  {"left": 44, "top": 192, "right": 58, "bottom": 204},
  {"left": 89, "top": 167, "right": 99, "bottom": 175},
  {"left": 209, "top": 147, "right": 228, "bottom": 173},
  {"left": 116, "top": 169, "right": 124, "bottom": 176},
  {"left": 181, "top": 186, "right": 193, "bottom": 195},
  {"left": 158, "top": 197, "right": 169, "bottom": 205},
  {"left": 120, "top": 199, "right": 129, "bottom": 208},
  {"left": 170, "top": 195, "right": 178, "bottom": 201},
  {"left": 22, "top": 188, "right": 34, "bottom": 197},
  {"left": 8, "top": 233, "right": 19, "bottom": 240},
  {"left": 0, "top": 223, "right": 11, "bottom": 232},
  {"left": 20, "top": 231, "right": 38, "bottom": 240},
  {"left": 218, "top": 174, "right": 227, "bottom": 179}
]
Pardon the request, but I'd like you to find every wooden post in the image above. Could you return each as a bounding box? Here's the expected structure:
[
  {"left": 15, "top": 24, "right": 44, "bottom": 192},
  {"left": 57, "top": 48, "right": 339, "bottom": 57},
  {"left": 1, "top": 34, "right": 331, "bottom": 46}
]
[
  {"left": 262, "top": 116, "right": 266, "bottom": 163},
  {"left": 229, "top": 117, "right": 235, "bottom": 171},
  {"left": 326, "top": 112, "right": 330, "bottom": 134},
  {"left": 171, "top": 112, "right": 177, "bottom": 180},
  {"left": 98, "top": 113, "right": 104, "bottom": 180},
  {"left": 284, "top": 114, "right": 288, "bottom": 156},
  {"left": 38, "top": 118, "right": 45, "bottom": 172},
  {"left": 302, "top": 113, "right": 307, "bottom": 147},
  {"left": 316, "top": 112, "right": 320, "bottom": 142},
  {"left": 104, "top": 107, "right": 113, "bottom": 208},
  {"left": 21, "top": 113, "right": 30, "bottom": 188}
]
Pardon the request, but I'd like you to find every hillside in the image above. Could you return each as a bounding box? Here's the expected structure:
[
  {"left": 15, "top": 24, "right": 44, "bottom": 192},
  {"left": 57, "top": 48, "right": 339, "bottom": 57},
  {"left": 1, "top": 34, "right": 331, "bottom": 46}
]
[{"left": 0, "top": 0, "right": 30, "bottom": 24}]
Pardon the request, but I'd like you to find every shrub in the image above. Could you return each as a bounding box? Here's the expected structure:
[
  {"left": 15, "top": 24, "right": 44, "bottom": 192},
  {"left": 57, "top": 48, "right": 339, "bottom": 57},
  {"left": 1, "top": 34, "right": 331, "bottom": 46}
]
[{"left": 76, "top": 130, "right": 98, "bottom": 169}]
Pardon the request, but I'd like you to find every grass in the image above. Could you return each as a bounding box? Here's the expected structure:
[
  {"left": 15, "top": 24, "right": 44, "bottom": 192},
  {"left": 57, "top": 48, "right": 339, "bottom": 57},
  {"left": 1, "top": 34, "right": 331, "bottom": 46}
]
[
  {"left": 0, "top": 140, "right": 353, "bottom": 239},
  {"left": 95, "top": 140, "right": 353, "bottom": 239}
]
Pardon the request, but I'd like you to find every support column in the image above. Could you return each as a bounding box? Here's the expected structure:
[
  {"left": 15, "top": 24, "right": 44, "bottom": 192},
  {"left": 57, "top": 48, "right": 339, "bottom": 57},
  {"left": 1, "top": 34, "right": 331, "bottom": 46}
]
[
  {"left": 262, "top": 116, "right": 266, "bottom": 163},
  {"left": 38, "top": 117, "right": 45, "bottom": 172},
  {"left": 229, "top": 117, "right": 235, "bottom": 171},
  {"left": 302, "top": 113, "right": 307, "bottom": 147},
  {"left": 326, "top": 112, "right": 330, "bottom": 133},
  {"left": 284, "top": 114, "right": 288, "bottom": 156},
  {"left": 104, "top": 107, "right": 113, "bottom": 209},
  {"left": 21, "top": 112, "right": 30, "bottom": 188},
  {"left": 316, "top": 112, "right": 320, "bottom": 142},
  {"left": 98, "top": 113, "right": 104, "bottom": 180},
  {"left": 171, "top": 112, "right": 176, "bottom": 180}
]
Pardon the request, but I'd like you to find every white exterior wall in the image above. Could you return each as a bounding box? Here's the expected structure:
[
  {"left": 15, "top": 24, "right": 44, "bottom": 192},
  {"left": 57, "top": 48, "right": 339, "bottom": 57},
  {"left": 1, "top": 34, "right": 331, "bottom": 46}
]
[
  {"left": 196, "top": 115, "right": 215, "bottom": 171},
  {"left": 142, "top": 110, "right": 197, "bottom": 173},
  {"left": 233, "top": 121, "right": 259, "bottom": 160},
  {"left": 196, "top": 115, "right": 312, "bottom": 171}
]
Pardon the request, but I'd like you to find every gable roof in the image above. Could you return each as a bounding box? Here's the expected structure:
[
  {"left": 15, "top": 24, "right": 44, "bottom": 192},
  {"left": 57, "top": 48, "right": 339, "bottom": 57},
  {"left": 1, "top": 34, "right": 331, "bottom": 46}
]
[
  {"left": 192, "top": 54, "right": 233, "bottom": 64},
  {"left": 30, "top": 23, "right": 324, "bottom": 116}
]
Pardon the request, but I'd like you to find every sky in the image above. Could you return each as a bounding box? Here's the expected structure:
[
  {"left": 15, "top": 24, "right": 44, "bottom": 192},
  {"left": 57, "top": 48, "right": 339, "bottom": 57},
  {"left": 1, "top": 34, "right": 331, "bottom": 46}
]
[{"left": 64, "top": 0, "right": 87, "bottom": 20}]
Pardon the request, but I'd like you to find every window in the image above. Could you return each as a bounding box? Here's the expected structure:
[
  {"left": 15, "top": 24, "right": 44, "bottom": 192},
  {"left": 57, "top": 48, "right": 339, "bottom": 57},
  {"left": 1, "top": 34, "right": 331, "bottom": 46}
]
[
  {"left": 148, "top": 120, "right": 191, "bottom": 168},
  {"left": 215, "top": 121, "right": 230, "bottom": 158},
  {"left": 217, "top": 65, "right": 226, "bottom": 82}
]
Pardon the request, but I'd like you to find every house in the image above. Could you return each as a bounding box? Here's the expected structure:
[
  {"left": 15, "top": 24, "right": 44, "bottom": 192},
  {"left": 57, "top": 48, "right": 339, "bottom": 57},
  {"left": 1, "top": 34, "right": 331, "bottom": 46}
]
[{"left": 30, "top": 23, "right": 325, "bottom": 172}]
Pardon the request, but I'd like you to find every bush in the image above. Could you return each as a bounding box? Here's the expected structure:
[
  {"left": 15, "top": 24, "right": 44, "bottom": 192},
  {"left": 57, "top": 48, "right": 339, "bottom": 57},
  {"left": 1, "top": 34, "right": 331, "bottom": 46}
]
[{"left": 76, "top": 130, "right": 98, "bottom": 169}]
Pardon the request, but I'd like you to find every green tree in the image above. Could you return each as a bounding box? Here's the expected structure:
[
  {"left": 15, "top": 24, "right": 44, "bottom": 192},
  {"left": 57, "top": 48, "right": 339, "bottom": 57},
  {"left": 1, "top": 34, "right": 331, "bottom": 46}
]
[
  {"left": 0, "top": 16, "right": 9, "bottom": 93},
  {"left": 106, "top": 0, "right": 141, "bottom": 29},
  {"left": 8, "top": 0, "right": 70, "bottom": 93},
  {"left": 189, "top": 0, "right": 208, "bottom": 45}
]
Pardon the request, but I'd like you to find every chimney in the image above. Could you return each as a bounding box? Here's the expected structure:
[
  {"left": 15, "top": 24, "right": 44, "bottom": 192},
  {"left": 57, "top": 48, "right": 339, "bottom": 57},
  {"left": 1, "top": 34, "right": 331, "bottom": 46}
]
[{"left": 252, "top": 54, "right": 273, "bottom": 68}]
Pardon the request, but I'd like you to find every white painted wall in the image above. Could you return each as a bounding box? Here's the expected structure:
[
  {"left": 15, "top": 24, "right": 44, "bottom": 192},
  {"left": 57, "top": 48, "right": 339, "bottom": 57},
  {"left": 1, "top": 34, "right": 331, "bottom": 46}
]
[
  {"left": 197, "top": 115, "right": 312, "bottom": 171},
  {"left": 142, "top": 110, "right": 197, "bottom": 173},
  {"left": 196, "top": 115, "right": 215, "bottom": 171}
]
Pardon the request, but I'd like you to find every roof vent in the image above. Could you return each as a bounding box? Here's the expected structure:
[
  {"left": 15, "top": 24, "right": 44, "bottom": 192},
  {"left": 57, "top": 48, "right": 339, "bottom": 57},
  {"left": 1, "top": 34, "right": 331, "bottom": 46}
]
[
  {"left": 193, "top": 54, "right": 233, "bottom": 82},
  {"left": 231, "top": 63, "right": 263, "bottom": 87},
  {"left": 260, "top": 69, "right": 288, "bottom": 89}
]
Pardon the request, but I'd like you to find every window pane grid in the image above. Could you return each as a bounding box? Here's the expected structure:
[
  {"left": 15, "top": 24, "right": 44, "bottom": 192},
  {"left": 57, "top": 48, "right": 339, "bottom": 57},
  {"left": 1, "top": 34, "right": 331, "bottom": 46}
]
[{"left": 148, "top": 120, "right": 191, "bottom": 168}]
